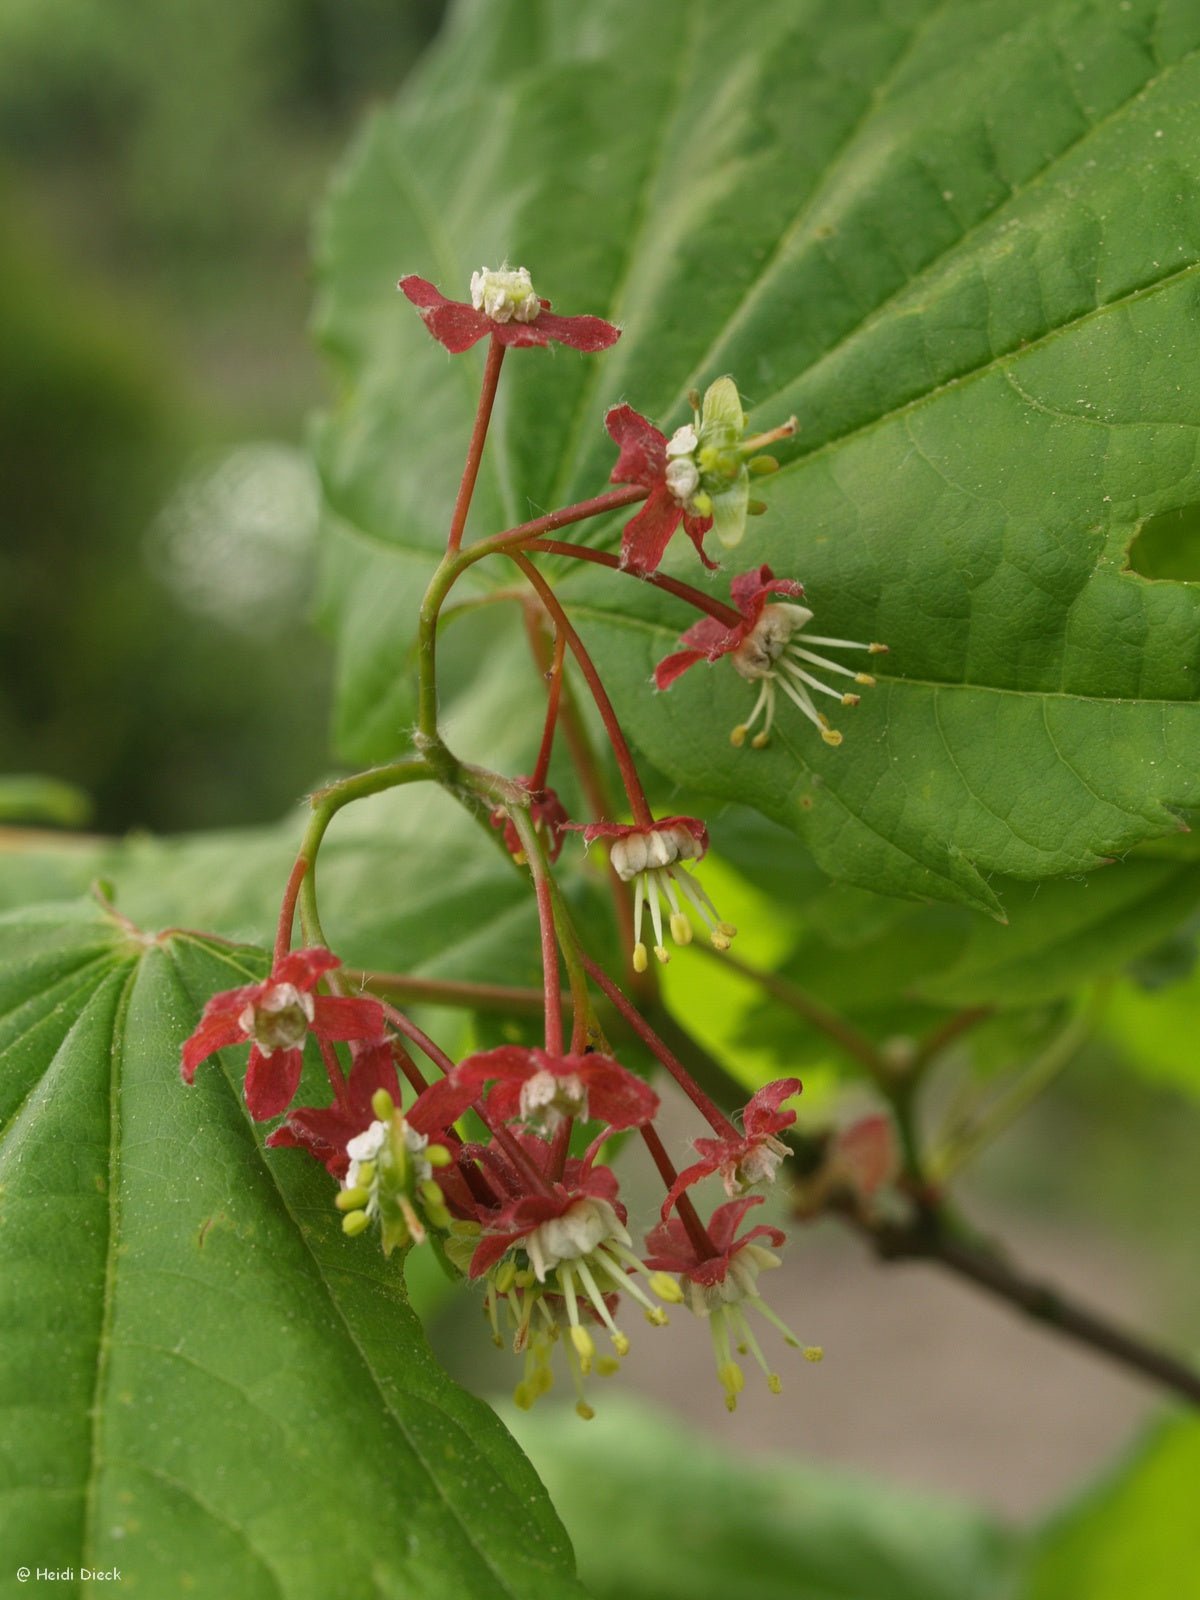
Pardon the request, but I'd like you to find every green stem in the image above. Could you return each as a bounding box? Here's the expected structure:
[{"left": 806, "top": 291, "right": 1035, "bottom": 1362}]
[{"left": 289, "top": 758, "right": 435, "bottom": 954}]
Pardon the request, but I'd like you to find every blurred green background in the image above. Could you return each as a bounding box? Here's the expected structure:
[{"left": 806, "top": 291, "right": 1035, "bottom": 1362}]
[{"left": 0, "top": 0, "right": 444, "bottom": 831}]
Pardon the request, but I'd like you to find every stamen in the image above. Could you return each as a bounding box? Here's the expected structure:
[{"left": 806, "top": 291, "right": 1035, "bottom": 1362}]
[
  {"left": 645, "top": 872, "right": 669, "bottom": 964},
  {"left": 800, "top": 634, "right": 871, "bottom": 651},
  {"left": 779, "top": 658, "right": 849, "bottom": 702},
  {"left": 789, "top": 645, "right": 863, "bottom": 681}
]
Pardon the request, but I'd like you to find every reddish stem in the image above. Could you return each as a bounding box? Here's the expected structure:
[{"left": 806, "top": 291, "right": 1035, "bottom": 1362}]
[
  {"left": 534, "top": 870, "right": 564, "bottom": 1055},
  {"left": 509, "top": 553, "right": 653, "bottom": 827},
  {"left": 525, "top": 538, "right": 742, "bottom": 628},
  {"left": 530, "top": 629, "right": 566, "bottom": 792},
  {"left": 447, "top": 337, "right": 506, "bottom": 556},
  {"left": 548, "top": 1115, "right": 574, "bottom": 1185},
  {"left": 521, "top": 603, "right": 638, "bottom": 972},
  {"left": 381, "top": 1002, "right": 554, "bottom": 1197},
  {"left": 318, "top": 1038, "right": 348, "bottom": 1105},
  {"left": 640, "top": 1123, "right": 716, "bottom": 1260},
  {"left": 382, "top": 1004, "right": 458, "bottom": 1077},
  {"left": 479, "top": 485, "right": 645, "bottom": 556},
  {"left": 390, "top": 1039, "right": 430, "bottom": 1098},
  {"left": 274, "top": 856, "right": 308, "bottom": 963},
  {"left": 579, "top": 951, "right": 739, "bottom": 1140}
]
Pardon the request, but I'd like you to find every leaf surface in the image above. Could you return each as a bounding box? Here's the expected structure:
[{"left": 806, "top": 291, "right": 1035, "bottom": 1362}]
[
  {"left": 315, "top": 0, "right": 1200, "bottom": 911},
  {"left": 0, "top": 906, "right": 586, "bottom": 1599}
]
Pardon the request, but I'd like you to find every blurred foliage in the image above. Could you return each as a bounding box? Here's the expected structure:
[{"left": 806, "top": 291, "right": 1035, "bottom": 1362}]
[{"left": 0, "top": 0, "right": 445, "bottom": 832}]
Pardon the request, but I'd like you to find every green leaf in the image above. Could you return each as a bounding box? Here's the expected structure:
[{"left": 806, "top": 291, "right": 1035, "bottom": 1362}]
[
  {"left": 505, "top": 1398, "right": 1015, "bottom": 1600},
  {"left": 0, "top": 774, "right": 92, "bottom": 828},
  {"left": 314, "top": 0, "right": 1200, "bottom": 911},
  {"left": 1022, "top": 1417, "right": 1200, "bottom": 1600},
  {"left": 0, "top": 905, "right": 586, "bottom": 1598},
  {"left": 1099, "top": 963, "right": 1200, "bottom": 1097}
]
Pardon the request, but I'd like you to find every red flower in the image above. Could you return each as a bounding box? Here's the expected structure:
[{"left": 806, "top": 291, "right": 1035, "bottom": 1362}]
[
  {"left": 490, "top": 781, "right": 571, "bottom": 864},
  {"left": 645, "top": 1195, "right": 786, "bottom": 1289},
  {"left": 654, "top": 565, "right": 804, "bottom": 689},
  {"left": 661, "top": 1078, "right": 801, "bottom": 1218},
  {"left": 605, "top": 405, "right": 715, "bottom": 574},
  {"left": 180, "top": 947, "right": 386, "bottom": 1121},
  {"left": 467, "top": 1153, "right": 624, "bottom": 1279},
  {"left": 569, "top": 815, "right": 734, "bottom": 969},
  {"left": 655, "top": 564, "right": 886, "bottom": 749},
  {"left": 411, "top": 1044, "right": 658, "bottom": 1136},
  {"left": 398, "top": 269, "right": 620, "bottom": 355},
  {"left": 266, "top": 1040, "right": 402, "bottom": 1178}
]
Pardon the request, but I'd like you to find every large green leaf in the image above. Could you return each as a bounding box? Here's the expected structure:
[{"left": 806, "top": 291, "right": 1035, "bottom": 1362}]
[
  {"left": 0, "top": 905, "right": 586, "bottom": 1599},
  {"left": 1021, "top": 1416, "right": 1200, "bottom": 1600},
  {"left": 314, "top": 0, "right": 1200, "bottom": 913},
  {"left": 505, "top": 1398, "right": 1015, "bottom": 1600}
]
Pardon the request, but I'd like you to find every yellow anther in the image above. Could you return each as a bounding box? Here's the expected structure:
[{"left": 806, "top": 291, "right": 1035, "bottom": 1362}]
[
  {"left": 653, "top": 945, "right": 670, "bottom": 965},
  {"left": 341, "top": 1210, "right": 371, "bottom": 1238},
  {"left": 669, "top": 912, "right": 692, "bottom": 945},
  {"left": 494, "top": 1260, "right": 518, "bottom": 1294},
  {"left": 710, "top": 931, "right": 731, "bottom": 951},
  {"left": 820, "top": 727, "right": 843, "bottom": 747},
  {"left": 512, "top": 850, "right": 527, "bottom": 865},
  {"left": 718, "top": 1360, "right": 745, "bottom": 1411},
  {"left": 751, "top": 731, "right": 770, "bottom": 749},
  {"left": 648, "top": 1272, "right": 684, "bottom": 1304},
  {"left": 426, "top": 1144, "right": 453, "bottom": 1168},
  {"left": 633, "top": 942, "right": 649, "bottom": 974},
  {"left": 513, "top": 1382, "right": 535, "bottom": 1411},
  {"left": 354, "top": 1160, "right": 376, "bottom": 1188},
  {"left": 747, "top": 499, "right": 768, "bottom": 516},
  {"left": 691, "top": 490, "right": 713, "bottom": 516},
  {"left": 335, "top": 1187, "right": 371, "bottom": 1211},
  {"left": 868, "top": 641, "right": 888, "bottom": 654},
  {"left": 768, "top": 1373, "right": 783, "bottom": 1394},
  {"left": 645, "top": 1306, "right": 669, "bottom": 1326},
  {"left": 611, "top": 1331, "right": 631, "bottom": 1358},
  {"left": 514, "top": 1268, "right": 536, "bottom": 1288},
  {"left": 570, "top": 1325, "right": 596, "bottom": 1370},
  {"left": 717, "top": 921, "right": 738, "bottom": 939},
  {"left": 841, "top": 693, "right": 860, "bottom": 707},
  {"left": 371, "top": 1089, "right": 395, "bottom": 1121},
  {"left": 803, "top": 1346, "right": 825, "bottom": 1363},
  {"left": 730, "top": 723, "right": 748, "bottom": 747},
  {"left": 418, "top": 1178, "right": 444, "bottom": 1206},
  {"left": 854, "top": 672, "right": 876, "bottom": 686},
  {"left": 596, "top": 1357, "right": 621, "bottom": 1377},
  {"left": 749, "top": 454, "right": 779, "bottom": 475},
  {"left": 575, "top": 1401, "right": 596, "bottom": 1421}
]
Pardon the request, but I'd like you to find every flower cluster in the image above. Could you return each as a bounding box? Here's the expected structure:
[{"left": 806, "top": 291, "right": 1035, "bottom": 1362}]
[
  {"left": 181, "top": 946, "right": 815, "bottom": 1416},
  {"left": 173, "top": 264, "right": 893, "bottom": 1435}
]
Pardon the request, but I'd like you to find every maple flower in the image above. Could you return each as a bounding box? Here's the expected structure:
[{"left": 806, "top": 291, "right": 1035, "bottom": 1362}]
[
  {"left": 411, "top": 1044, "right": 659, "bottom": 1136},
  {"left": 572, "top": 816, "right": 736, "bottom": 972},
  {"left": 398, "top": 267, "right": 620, "bottom": 354},
  {"left": 267, "top": 1039, "right": 403, "bottom": 1178},
  {"left": 490, "top": 780, "right": 571, "bottom": 864},
  {"left": 180, "top": 948, "right": 386, "bottom": 1121},
  {"left": 329, "top": 1088, "right": 455, "bottom": 1256},
  {"left": 451, "top": 1151, "right": 682, "bottom": 1418},
  {"left": 608, "top": 379, "right": 797, "bottom": 574},
  {"left": 655, "top": 564, "right": 887, "bottom": 749},
  {"left": 605, "top": 404, "right": 717, "bottom": 575},
  {"left": 662, "top": 1078, "right": 802, "bottom": 1219},
  {"left": 646, "top": 1196, "right": 822, "bottom": 1410}
]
